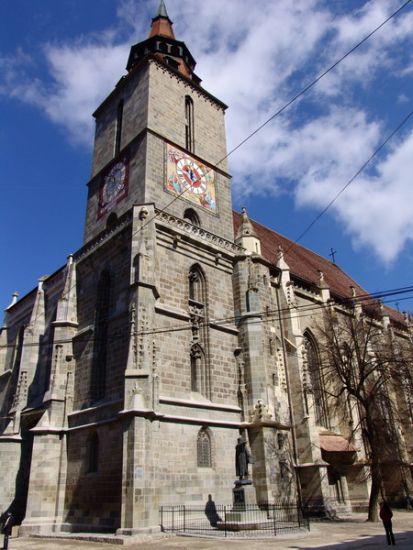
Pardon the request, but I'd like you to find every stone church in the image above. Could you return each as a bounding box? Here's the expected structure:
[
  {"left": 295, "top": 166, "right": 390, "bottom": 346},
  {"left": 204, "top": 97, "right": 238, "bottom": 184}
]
[{"left": 1, "top": 1, "right": 413, "bottom": 536}]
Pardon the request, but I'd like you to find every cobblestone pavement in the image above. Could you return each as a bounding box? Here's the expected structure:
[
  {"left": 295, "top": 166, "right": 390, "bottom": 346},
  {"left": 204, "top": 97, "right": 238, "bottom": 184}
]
[{"left": 5, "top": 511, "right": 413, "bottom": 549}]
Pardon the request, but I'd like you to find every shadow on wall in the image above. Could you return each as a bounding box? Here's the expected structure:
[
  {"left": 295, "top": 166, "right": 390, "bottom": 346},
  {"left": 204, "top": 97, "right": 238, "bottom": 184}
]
[
  {"left": 63, "top": 427, "right": 122, "bottom": 533},
  {"left": 3, "top": 418, "right": 37, "bottom": 525},
  {"left": 204, "top": 495, "right": 221, "bottom": 527}
]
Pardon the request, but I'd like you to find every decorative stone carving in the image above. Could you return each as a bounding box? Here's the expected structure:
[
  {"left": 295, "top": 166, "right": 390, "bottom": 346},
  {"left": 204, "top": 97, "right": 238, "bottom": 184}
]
[
  {"left": 156, "top": 209, "right": 241, "bottom": 253},
  {"left": 250, "top": 399, "right": 272, "bottom": 422},
  {"left": 139, "top": 206, "right": 149, "bottom": 220}
]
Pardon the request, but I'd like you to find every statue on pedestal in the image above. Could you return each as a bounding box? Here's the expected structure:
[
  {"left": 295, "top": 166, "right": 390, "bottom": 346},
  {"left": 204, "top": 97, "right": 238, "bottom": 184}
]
[{"left": 235, "top": 437, "right": 254, "bottom": 480}]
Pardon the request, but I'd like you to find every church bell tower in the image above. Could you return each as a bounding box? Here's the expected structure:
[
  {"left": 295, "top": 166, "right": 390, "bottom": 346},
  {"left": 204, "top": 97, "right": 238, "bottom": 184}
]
[{"left": 83, "top": 0, "right": 233, "bottom": 244}]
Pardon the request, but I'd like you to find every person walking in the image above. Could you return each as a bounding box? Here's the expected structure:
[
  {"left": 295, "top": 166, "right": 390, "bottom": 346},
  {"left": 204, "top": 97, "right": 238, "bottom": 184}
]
[{"left": 380, "top": 500, "right": 396, "bottom": 545}]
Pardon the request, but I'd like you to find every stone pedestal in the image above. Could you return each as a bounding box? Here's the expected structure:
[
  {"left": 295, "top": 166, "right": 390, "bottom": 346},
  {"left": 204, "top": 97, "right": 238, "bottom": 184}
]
[
  {"left": 218, "top": 480, "right": 268, "bottom": 531},
  {"left": 232, "top": 480, "right": 257, "bottom": 510}
]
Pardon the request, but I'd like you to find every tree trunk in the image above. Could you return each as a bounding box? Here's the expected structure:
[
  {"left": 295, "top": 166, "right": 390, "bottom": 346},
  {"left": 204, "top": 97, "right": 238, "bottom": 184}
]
[{"left": 367, "top": 458, "right": 380, "bottom": 522}]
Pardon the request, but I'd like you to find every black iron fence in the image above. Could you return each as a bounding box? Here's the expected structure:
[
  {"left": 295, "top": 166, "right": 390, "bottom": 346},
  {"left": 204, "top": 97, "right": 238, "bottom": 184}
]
[
  {"left": 301, "top": 497, "right": 369, "bottom": 520},
  {"left": 160, "top": 502, "right": 309, "bottom": 537}
]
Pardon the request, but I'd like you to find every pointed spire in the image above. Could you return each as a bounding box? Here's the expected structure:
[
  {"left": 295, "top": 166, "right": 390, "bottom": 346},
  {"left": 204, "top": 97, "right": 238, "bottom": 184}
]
[
  {"left": 318, "top": 270, "right": 330, "bottom": 303},
  {"left": 156, "top": 0, "right": 169, "bottom": 19},
  {"left": 149, "top": 0, "right": 175, "bottom": 39},
  {"left": 6, "top": 292, "right": 19, "bottom": 310},
  {"left": 56, "top": 255, "right": 78, "bottom": 326},
  {"left": 276, "top": 245, "right": 289, "bottom": 271},
  {"left": 127, "top": 1, "right": 200, "bottom": 83},
  {"left": 237, "top": 207, "right": 258, "bottom": 239},
  {"left": 379, "top": 299, "right": 390, "bottom": 330},
  {"left": 350, "top": 286, "right": 363, "bottom": 318},
  {"left": 318, "top": 270, "right": 329, "bottom": 290},
  {"left": 235, "top": 207, "right": 261, "bottom": 255}
]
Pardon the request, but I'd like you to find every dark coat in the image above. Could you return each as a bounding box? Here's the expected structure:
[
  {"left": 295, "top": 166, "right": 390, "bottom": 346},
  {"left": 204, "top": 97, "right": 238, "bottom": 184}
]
[
  {"left": 235, "top": 441, "right": 252, "bottom": 478},
  {"left": 379, "top": 502, "right": 393, "bottom": 524}
]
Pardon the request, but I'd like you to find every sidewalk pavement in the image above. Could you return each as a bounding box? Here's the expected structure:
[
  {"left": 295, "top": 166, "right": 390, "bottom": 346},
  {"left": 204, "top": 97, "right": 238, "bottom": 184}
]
[{"left": 5, "top": 511, "right": 413, "bottom": 549}]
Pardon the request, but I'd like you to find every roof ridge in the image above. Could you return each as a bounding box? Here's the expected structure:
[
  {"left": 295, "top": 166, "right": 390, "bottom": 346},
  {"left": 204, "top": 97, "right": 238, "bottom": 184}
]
[
  {"left": 233, "top": 210, "right": 405, "bottom": 325},
  {"left": 233, "top": 210, "right": 344, "bottom": 270}
]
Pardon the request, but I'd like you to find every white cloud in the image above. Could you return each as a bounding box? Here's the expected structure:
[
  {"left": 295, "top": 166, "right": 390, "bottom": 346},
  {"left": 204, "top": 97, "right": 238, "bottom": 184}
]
[
  {"left": 1, "top": 0, "right": 413, "bottom": 263},
  {"left": 41, "top": 42, "right": 129, "bottom": 144},
  {"left": 0, "top": 41, "right": 130, "bottom": 145},
  {"left": 398, "top": 93, "right": 410, "bottom": 103},
  {"left": 332, "top": 129, "right": 413, "bottom": 262}
]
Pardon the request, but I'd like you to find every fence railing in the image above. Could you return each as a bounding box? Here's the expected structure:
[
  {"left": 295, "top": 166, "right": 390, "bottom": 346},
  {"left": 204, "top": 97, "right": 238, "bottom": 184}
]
[
  {"left": 301, "top": 497, "right": 369, "bottom": 520},
  {"left": 160, "top": 502, "right": 309, "bottom": 537}
]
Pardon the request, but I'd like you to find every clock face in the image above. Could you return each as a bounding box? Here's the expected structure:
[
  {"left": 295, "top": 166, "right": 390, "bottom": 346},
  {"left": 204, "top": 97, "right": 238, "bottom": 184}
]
[
  {"left": 166, "top": 145, "right": 217, "bottom": 213},
  {"left": 97, "top": 158, "right": 129, "bottom": 219},
  {"left": 176, "top": 158, "right": 207, "bottom": 195},
  {"left": 103, "top": 162, "right": 127, "bottom": 203}
]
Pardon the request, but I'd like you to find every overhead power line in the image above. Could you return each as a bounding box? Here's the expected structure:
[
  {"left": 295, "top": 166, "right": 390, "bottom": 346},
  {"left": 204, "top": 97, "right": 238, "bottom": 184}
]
[
  {"left": 220, "top": 0, "right": 413, "bottom": 164},
  {"left": 287, "top": 108, "right": 413, "bottom": 253},
  {"left": 127, "top": 0, "right": 413, "bottom": 244},
  {"left": 2, "top": 285, "right": 412, "bottom": 352},
  {"left": 14, "top": 0, "right": 413, "bottom": 313}
]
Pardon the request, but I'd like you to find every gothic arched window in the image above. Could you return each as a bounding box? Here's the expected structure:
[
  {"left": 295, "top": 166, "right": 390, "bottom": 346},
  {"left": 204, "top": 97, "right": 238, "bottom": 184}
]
[
  {"left": 188, "top": 265, "right": 209, "bottom": 397},
  {"left": 197, "top": 428, "right": 212, "bottom": 467},
  {"left": 183, "top": 208, "right": 200, "bottom": 227},
  {"left": 91, "top": 271, "right": 111, "bottom": 401},
  {"left": 185, "top": 96, "right": 194, "bottom": 152},
  {"left": 304, "top": 331, "right": 329, "bottom": 428},
  {"left": 188, "top": 264, "right": 206, "bottom": 304},
  {"left": 191, "top": 343, "right": 207, "bottom": 394}
]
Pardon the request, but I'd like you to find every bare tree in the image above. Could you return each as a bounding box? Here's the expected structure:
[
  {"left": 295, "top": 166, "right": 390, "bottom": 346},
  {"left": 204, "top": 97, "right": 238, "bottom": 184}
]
[{"left": 316, "top": 307, "right": 413, "bottom": 521}]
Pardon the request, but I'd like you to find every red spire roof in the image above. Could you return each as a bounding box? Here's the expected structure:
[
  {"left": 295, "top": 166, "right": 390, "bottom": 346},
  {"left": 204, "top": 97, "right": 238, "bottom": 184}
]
[{"left": 149, "top": 1, "right": 175, "bottom": 39}]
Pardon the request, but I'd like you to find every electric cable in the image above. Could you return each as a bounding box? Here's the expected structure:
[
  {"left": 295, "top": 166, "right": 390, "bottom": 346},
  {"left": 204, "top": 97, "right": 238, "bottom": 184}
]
[
  {"left": 123, "top": 0, "right": 413, "bottom": 246},
  {"left": 1, "top": 286, "right": 412, "bottom": 351},
  {"left": 286, "top": 108, "right": 413, "bottom": 253},
  {"left": 48, "top": 0, "right": 413, "bottom": 305},
  {"left": 5, "top": 1, "right": 413, "bottom": 341}
]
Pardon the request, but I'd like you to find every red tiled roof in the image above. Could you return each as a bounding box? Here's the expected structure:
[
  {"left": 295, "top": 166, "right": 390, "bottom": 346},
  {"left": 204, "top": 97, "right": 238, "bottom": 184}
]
[{"left": 233, "top": 211, "right": 405, "bottom": 326}]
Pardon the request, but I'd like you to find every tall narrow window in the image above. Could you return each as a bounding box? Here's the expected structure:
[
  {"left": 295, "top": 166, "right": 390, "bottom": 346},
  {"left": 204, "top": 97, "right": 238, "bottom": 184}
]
[
  {"left": 91, "top": 271, "right": 111, "bottom": 401},
  {"left": 191, "top": 343, "right": 206, "bottom": 394},
  {"left": 304, "top": 331, "right": 329, "bottom": 428},
  {"left": 188, "top": 264, "right": 209, "bottom": 397},
  {"left": 87, "top": 432, "right": 99, "bottom": 473},
  {"left": 189, "top": 264, "right": 205, "bottom": 304},
  {"left": 115, "top": 99, "right": 124, "bottom": 156},
  {"left": 197, "top": 428, "right": 212, "bottom": 467},
  {"left": 185, "top": 96, "right": 194, "bottom": 152}
]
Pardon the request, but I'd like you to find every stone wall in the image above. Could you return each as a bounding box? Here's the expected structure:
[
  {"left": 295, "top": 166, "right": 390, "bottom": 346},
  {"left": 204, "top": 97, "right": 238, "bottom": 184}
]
[
  {"left": 84, "top": 59, "right": 234, "bottom": 244},
  {"left": 63, "top": 423, "right": 122, "bottom": 532},
  {"left": 73, "top": 226, "right": 131, "bottom": 409}
]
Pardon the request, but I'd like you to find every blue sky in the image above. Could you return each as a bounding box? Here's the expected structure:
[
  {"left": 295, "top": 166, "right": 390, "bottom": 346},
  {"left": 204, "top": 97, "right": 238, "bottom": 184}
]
[{"left": 1, "top": 0, "right": 413, "bottom": 316}]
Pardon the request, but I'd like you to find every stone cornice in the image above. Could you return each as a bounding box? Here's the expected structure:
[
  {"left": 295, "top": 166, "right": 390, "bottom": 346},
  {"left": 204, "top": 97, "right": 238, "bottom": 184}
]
[
  {"left": 159, "top": 396, "right": 241, "bottom": 413},
  {"left": 74, "top": 210, "right": 133, "bottom": 263},
  {"left": 93, "top": 55, "right": 227, "bottom": 119},
  {"left": 155, "top": 209, "right": 242, "bottom": 256},
  {"left": 155, "top": 304, "right": 190, "bottom": 321},
  {"left": 209, "top": 321, "right": 239, "bottom": 335}
]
